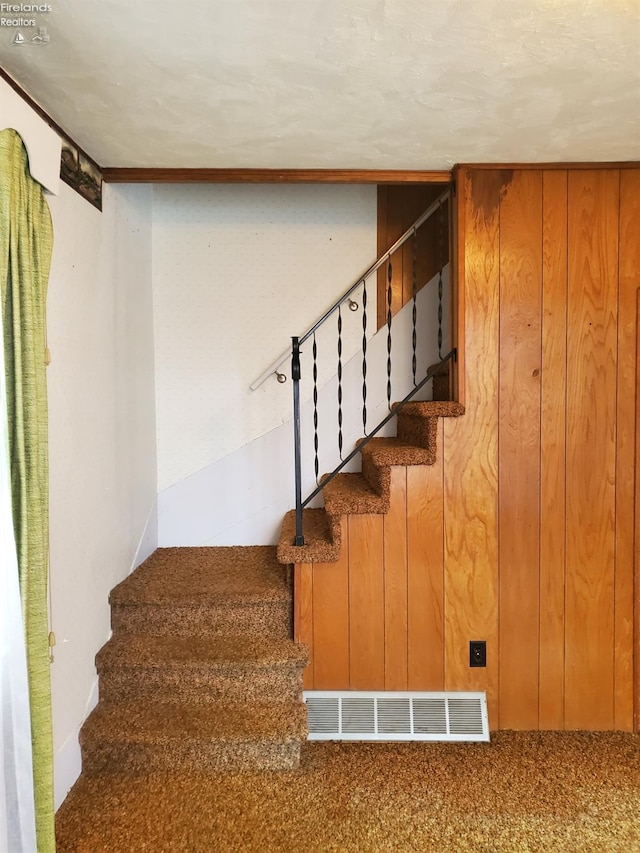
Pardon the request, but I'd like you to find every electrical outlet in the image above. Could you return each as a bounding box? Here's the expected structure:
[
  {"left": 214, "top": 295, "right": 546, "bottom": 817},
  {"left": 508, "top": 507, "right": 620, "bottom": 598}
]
[{"left": 469, "top": 640, "right": 486, "bottom": 668}]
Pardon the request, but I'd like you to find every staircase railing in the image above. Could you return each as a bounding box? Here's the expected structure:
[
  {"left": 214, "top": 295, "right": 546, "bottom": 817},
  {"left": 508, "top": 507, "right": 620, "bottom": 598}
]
[{"left": 285, "top": 187, "right": 455, "bottom": 546}]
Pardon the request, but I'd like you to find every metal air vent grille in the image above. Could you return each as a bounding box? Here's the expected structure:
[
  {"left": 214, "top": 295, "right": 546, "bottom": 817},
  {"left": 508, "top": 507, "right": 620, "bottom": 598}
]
[{"left": 304, "top": 691, "right": 489, "bottom": 742}]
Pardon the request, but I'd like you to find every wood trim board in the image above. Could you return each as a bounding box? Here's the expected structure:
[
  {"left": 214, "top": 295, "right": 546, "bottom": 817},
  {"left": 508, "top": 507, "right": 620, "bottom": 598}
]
[{"left": 102, "top": 168, "right": 453, "bottom": 184}]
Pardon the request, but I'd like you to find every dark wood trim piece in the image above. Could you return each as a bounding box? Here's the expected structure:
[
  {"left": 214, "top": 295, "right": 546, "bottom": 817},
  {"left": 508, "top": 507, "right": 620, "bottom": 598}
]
[
  {"left": 457, "top": 161, "right": 640, "bottom": 171},
  {"left": 102, "top": 168, "right": 453, "bottom": 184},
  {"left": 0, "top": 65, "right": 102, "bottom": 172}
]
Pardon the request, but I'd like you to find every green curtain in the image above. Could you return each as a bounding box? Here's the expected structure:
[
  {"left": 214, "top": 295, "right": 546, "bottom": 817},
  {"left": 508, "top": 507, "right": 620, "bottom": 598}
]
[{"left": 0, "top": 128, "right": 55, "bottom": 852}]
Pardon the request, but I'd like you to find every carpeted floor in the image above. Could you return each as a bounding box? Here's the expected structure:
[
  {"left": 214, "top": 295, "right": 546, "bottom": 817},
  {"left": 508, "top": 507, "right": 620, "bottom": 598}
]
[{"left": 56, "top": 731, "right": 640, "bottom": 852}]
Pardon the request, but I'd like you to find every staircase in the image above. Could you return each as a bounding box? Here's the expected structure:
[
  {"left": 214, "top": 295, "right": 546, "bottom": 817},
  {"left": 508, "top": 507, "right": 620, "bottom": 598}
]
[
  {"left": 80, "top": 547, "right": 308, "bottom": 773},
  {"left": 277, "top": 400, "right": 464, "bottom": 564},
  {"left": 78, "top": 194, "right": 460, "bottom": 777},
  {"left": 79, "top": 398, "right": 461, "bottom": 777}
]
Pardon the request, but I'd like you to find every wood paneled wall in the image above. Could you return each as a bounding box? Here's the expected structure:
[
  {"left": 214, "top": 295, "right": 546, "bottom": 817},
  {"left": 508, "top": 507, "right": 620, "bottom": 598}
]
[
  {"left": 296, "top": 167, "right": 639, "bottom": 732},
  {"left": 376, "top": 185, "right": 449, "bottom": 330},
  {"left": 295, "top": 449, "right": 447, "bottom": 693}
]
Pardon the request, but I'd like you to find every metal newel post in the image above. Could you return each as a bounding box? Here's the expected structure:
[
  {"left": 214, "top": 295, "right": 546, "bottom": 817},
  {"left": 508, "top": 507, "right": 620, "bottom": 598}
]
[{"left": 291, "top": 336, "right": 304, "bottom": 546}]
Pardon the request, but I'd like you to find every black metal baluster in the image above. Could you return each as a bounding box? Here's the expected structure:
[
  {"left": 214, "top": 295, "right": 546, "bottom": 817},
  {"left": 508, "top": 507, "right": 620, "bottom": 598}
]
[
  {"left": 386, "top": 255, "right": 393, "bottom": 410},
  {"left": 438, "top": 202, "right": 444, "bottom": 360},
  {"left": 361, "top": 280, "right": 368, "bottom": 434},
  {"left": 337, "top": 305, "right": 343, "bottom": 459},
  {"left": 312, "top": 333, "right": 319, "bottom": 483},
  {"left": 412, "top": 226, "right": 418, "bottom": 386},
  {"left": 291, "top": 336, "right": 304, "bottom": 545}
]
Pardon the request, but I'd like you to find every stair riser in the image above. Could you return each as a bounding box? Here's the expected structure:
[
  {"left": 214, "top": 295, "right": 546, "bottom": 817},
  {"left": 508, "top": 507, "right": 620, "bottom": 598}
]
[
  {"left": 110, "top": 602, "right": 292, "bottom": 639},
  {"left": 81, "top": 740, "right": 301, "bottom": 774},
  {"left": 361, "top": 456, "right": 391, "bottom": 497},
  {"left": 396, "top": 413, "right": 438, "bottom": 455},
  {"left": 98, "top": 667, "right": 304, "bottom": 704}
]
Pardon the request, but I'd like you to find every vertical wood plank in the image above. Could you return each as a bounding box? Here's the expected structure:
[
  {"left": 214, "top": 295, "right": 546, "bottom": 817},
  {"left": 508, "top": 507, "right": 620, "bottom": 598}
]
[
  {"left": 443, "top": 168, "right": 504, "bottom": 727},
  {"left": 401, "top": 186, "right": 446, "bottom": 306},
  {"left": 565, "top": 170, "right": 619, "bottom": 730},
  {"left": 348, "top": 513, "right": 385, "bottom": 689},
  {"left": 377, "top": 187, "right": 404, "bottom": 330},
  {"left": 407, "top": 420, "right": 445, "bottom": 689},
  {"left": 453, "top": 167, "right": 466, "bottom": 405},
  {"left": 402, "top": 227, "right": 416, "bottom": 309},
  {"left": 378, "top": 185, "right": 448, "bottom": 329},
  {"left": 539, "top": 170, "right": 568, "bottom": 730},
  {"left": 312, "top": 517, "right": 350, "bottom": 689},
  {"left": 376, "top": 185, "right": 389, "bottom": 332},
  {"left": 498, "top": 170, "right": 543, "bottom": 730},
  {"left": 294, "top": 563, "right": 314, "bottom": 690},
  {"left": 384, "top": 468, "right": 408, "bottom": 690},
  {"left": 636, "top": 290, "right": 640, "bottom": 733},
  {"left": 615, "top": 169, "right": 640, "bottom": 730}
]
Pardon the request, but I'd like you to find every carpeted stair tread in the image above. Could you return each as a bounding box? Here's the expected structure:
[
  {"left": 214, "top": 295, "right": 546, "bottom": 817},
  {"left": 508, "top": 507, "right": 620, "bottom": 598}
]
[
  {"left": 358, "top": 436, "right": 438, "bottom": 466},
  {"left": 110, "top": 546, "right": 290, "bottom": 606},
  {"left": 97, "top": 634, "right": 308, "bottom": 670},
  {"left": 322, "top": 472, "right": 388, "bottom": 515},
  {"left": 81, "top": 700, "right": 307, "bottom": 773},
  {"left": 399, "top": 400, "right": 465, "bottom": 418},
  {"left": 110, "top": 598, "right": 292, "bottom": 640},
  {"left": 82, "top": 700, "right": 307, "bottom": 744},
  {"left": 277, "top": 507, "right": 341, "bottom": 565},
  {"left": 96, "top": 638, "right": 306, "bottom": 705}
]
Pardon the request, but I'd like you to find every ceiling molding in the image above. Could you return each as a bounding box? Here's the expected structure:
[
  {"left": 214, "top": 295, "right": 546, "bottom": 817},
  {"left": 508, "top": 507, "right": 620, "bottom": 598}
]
[
  {"left": 102, "top": 168, "right": 453, "bottom": 184},
  {"left": 456, "top": 162, "right": 640, "bottom": 171}
]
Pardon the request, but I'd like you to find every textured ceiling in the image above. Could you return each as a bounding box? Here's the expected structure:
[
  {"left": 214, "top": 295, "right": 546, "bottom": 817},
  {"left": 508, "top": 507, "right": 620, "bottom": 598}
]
[{"left": 0, "top": 0, "right": 639, "bottom": 169}]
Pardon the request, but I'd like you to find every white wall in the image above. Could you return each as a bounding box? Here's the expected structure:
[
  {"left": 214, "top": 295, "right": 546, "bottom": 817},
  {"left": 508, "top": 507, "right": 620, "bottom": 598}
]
[
  {"left": 152, "top": 184, "right": 377, "bottom": 492},
  {"left": 47, "top": 181, "right": 157, "bottom": 807}
]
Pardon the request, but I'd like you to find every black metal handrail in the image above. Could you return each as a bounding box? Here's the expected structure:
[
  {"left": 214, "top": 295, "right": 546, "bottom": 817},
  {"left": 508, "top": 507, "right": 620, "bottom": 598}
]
[{"left": 290, "top": 190, "right": 453, "bottom": 546}]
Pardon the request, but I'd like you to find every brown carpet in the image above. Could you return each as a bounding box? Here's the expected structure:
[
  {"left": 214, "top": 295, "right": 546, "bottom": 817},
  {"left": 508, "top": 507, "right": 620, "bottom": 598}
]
[{"left": 56, "top": 731, "right": 640, "bottom": 852}]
